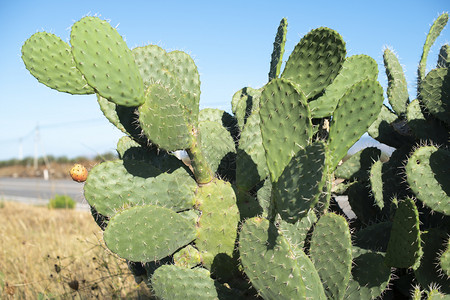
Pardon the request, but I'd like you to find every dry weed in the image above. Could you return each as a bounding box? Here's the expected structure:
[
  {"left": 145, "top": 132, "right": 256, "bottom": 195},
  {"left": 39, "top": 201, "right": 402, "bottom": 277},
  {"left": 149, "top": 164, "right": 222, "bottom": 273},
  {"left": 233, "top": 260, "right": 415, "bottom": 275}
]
[{"left": 0, "top": 201, "right": 152, "bottom": 299}]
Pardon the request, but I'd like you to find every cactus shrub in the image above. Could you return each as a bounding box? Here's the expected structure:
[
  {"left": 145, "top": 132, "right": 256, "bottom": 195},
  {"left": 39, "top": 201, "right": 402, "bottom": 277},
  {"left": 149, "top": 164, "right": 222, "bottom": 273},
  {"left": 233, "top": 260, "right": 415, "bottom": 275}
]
[{"left": 21, "top": 14, "right": 449, "bottom": 299}]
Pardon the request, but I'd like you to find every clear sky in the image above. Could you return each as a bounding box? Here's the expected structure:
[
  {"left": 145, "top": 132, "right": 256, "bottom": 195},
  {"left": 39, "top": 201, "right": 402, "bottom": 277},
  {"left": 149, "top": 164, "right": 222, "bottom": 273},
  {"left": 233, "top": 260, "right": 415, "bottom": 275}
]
[{"left": 0, "top": 0, "right": 448, "bottom": 161}]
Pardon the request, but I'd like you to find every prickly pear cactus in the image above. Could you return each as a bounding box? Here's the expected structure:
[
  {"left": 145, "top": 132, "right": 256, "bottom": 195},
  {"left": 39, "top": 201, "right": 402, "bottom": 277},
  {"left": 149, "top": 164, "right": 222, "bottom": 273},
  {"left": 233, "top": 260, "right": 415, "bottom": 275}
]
[
  {"left": 335, "top": 12, "right": 450, "bottom": 298},
  {"left": 21, "top": 14, "right": 448, "bottom": 300}
]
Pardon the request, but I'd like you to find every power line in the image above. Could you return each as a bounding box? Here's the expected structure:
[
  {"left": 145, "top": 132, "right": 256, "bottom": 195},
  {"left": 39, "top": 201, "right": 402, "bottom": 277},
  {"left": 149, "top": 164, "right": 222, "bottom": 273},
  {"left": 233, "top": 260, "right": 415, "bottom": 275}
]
[{"left": 0, "top": 118, "right": 106, "bottom": 144}]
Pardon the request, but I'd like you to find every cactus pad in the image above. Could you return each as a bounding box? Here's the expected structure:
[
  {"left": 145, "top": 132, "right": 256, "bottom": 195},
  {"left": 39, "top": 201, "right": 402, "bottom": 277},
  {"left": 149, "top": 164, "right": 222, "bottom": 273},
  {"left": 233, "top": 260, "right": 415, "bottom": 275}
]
[
  {"left": 310, "top": 54, "right": 378, "bottom": 118},
  {"left": 198, "top": 120, "right": 235, "bottom": 175},
  {"left": 384, "top": 48, "right": 409, "bottom": 115},
  {"left": 231, "top": 87, "right": 261, "bottom": 131},
  {"left": 278, "top": 209, "right": 317, "bottom": 249},
  {"left": 139, "top": 84, "right": 193, "bottom": 151},
  {"left": 268, "top": 18, "right": 287, "bottom": 81},
  {"left": 151, "top": 265, "right": 218, "bottom": 300},
  {"left": 103, "top": 205, "right": 197, "bottom": 261},
  {"left": 385, "top": 197, "right": 422, "bottom": 269},
  {"left": 310, "top": 213, "right": 352, "bottom": 300},
  {"left": 84, "top": 159, "right": 196, "bottom": 217},
  {"left": 335, "top": 147, "right": 381, "bottom": 181},
  {"left": 414, "top": 229, "right": 450, "bottom": 294},
  {"left": 132, "top": 45, "right": 178, "bottom": 90},
  {"left": 419, "top": 67, "right": 450, "bottom": 125},
  {"left": 239, "top": 217, "right": 326, "bottom": 299},
  {"left": 259, "top": 78, "right": 312, "bottom": 182},
  {"left": 282, "top": 27, "right": 346, "bottom": 99},
  {"left": 173, "top": 245, "right": 202, "bottom": 269},
  {"left": 345, "top": 251, "right": 391, "bottom": 300},
  {"left": 418, "top": 13, "right": 449, "bottom": 83},
  {"left": 195, "top": 179, "right": 240, "bottom": 268},
  {"left": 328, "top": 79, "right": 384, "bottom": 169},
  {"left": 272, "top": 142, "right": 326, "bottom": 223},
  {"left": 21, "top": 32, "right": 94, "bottom": 95},
  {"left": 440, "top": 239, "right": 450, "bottom": 278},
  {"left": 236, "top": 110, "right": 268, "bottom": 191},
  {"left": 70, "top": 17, "right": 144, "bottom": 106},
  {"left": 406, "top": 146, "right": 450, "bottom": 215}
]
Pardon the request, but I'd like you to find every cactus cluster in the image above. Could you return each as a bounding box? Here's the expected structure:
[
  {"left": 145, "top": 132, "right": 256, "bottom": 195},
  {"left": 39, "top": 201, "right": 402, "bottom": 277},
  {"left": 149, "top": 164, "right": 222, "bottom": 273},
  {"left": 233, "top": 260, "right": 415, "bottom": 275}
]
[
  {"left": 333, "top": 12, "right": 450, "bottom": 297},
  {"left": 21, "top": 14, "right": 449, "bottom": 299}
]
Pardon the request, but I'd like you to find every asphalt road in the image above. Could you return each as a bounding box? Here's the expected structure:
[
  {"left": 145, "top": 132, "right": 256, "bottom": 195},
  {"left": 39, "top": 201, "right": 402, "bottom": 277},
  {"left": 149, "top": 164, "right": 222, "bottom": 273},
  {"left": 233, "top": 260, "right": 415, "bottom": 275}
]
[
  {"left": 0, "top": 178, "right": 355, "bottom": 218},
  {"left": 0, "top": 177, "right": 89, "bottom": 210}
]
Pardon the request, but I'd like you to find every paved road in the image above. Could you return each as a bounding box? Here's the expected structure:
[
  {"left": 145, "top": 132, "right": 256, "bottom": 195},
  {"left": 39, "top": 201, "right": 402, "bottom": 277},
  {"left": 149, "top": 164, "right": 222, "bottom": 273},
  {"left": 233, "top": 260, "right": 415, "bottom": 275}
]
[
  {"left": 0, "top": 177, "right": 89, "bottom": 210},
  {"left": 0, "top": 178, "right": 355, "bottom": 217}
]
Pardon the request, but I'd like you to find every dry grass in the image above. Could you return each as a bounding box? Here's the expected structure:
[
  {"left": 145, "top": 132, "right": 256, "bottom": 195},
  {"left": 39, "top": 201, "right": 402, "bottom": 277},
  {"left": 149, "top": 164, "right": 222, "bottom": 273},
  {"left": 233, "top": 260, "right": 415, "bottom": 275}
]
[{"left": 0, "top": 201, "right": 152, "bottom": 299}]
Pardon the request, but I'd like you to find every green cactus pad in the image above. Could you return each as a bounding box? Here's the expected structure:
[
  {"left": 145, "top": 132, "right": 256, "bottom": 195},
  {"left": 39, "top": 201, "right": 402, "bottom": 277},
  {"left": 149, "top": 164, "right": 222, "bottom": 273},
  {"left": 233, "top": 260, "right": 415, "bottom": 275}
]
[
  {"left": 84, "top": 159, "right": 196, "bottom": 217},
  {"left": 234, "top": 188, "right": 263, "bottom": 220},
  {"left": 328, "top": 79, "right": 384, "bottom": 169},
  {"left": 367, "top": 105, "right": 413, "bottom": 148},
  {"left": 419, "top": 68, "right": 450, "bottom": 124},
  {"left": 198, "top": 120, "right": 235, "bottom": 175},
  {"left": 268, "top": 18, "right": 287, "bottom": 81},
  {"left": 278, "top": 209, "right": 317, "bottom": 249},
  {"left": 354, "top": 222, "right": 392, "bottom": 253},
  {"left": 257, "top": 178, "right": 273, "bottom": 219},
  {"left": 139, "top": 84, "right": 193, "bottom": 151},
  {"left": 369, "top": 160, "right": 384, "bottom": 210},
  {"left": 167, "top": 50, "right": 201, "bottom": 126},
  {"left": 97, "top": 95, "right": 128, "bottom": 134},
  {"left": 236, "top": 110, "right": 268, "bottom": 191},
  {"left": 239, "top": 217, "right": 326, "bottom": 300},
  {"left": 132, "top": 45, "right": 178, "bottom": 90},
  {"left": 21, "top": 32, "right": 94, "bottom": 95},
  {"left": 151, "top": 265, "right": 218, "bottom": 300},
  {"left": 272, "top": 142, "right": 326, "bottom": 223},
  {"left": 97, "top": 95, "right": 144, "bottom": 140},
  {"left": 198, "top": 108, "right": 238, "bottom": 135},
  {"left": 406, "top": 146, "right": 450, "bottom": 215},
  {"left": 414, "top": 229, "right": 450, "bottom": 294},
  {"left": 335, "top": 147, "right": 381, "bottom": 181},
  {"left": 281, "top": 27, "right": 346, "bottom": 99},
  {"left": 117, "top": 137, "right": 184, "bottom": 171},
  {"left": 418, "top": 13, "right": 449, "bottom": 83},
  {"left": 385, "top": 197, "right": 422, "bottom": 269},
  {"left": 310, "top": 213, "right": 352, "bottom": 300},
  {"left": 344, "top": 251, "right": 391, "bottom": 300},
  {"left": 347, "top": 182, "right": 381, "bottom": 224},
  {"left": 116, "top": 136, "right": 142, "bottom": 158},
  {"left": 437, "top": 44, "right": 450, "bottom": 68},
  {"left": 195, "top": 179, "right": 240, "bottom": 269},
  {"left": 310, "top": 54, "right": 378, "bottom": 118},
  {"left": 174, "top": 245, "right": 202, "bottom": 269},
  {"left": 407, "top": 99, "right": 450, "bottom": 143},
  {"left": 384, "top": 48, "right": 409, "bottom": 116},
  {"left": 440, "top": 239, "right": 450, "bottom": 278},
  {"left": 70, "top": 17, "right": 144, "bottom": 107},
  {"left": 103, "top": 205, "right": 197, "bottom": 261},
  {"left": 259, "top": 78, "right": 312, "bottom": 182},
  {"left": 231, "top": 87, "right": 261, "bottom": 131}
]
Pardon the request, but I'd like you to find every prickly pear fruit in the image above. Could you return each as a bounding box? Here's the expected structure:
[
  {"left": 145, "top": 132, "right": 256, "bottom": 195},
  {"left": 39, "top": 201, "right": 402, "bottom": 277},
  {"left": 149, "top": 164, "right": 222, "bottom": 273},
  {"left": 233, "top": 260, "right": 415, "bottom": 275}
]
[{"left": 69, "top": 164, "right": 88, "bottom": 182}]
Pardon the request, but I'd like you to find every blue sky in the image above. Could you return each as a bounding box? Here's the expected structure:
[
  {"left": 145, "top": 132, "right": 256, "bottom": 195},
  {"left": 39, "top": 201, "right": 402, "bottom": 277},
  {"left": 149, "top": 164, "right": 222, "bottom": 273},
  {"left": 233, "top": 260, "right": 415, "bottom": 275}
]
[{"left": 0, "top": 0, "right": 448, "bottom": 161}]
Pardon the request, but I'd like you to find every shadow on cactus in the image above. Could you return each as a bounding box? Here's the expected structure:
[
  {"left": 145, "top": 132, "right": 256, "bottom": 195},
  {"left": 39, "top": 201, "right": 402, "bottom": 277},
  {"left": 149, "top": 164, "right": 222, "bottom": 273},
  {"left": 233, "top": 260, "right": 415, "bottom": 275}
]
[{"left": 21, "top": 13, "right": 448, "bottom": 299}]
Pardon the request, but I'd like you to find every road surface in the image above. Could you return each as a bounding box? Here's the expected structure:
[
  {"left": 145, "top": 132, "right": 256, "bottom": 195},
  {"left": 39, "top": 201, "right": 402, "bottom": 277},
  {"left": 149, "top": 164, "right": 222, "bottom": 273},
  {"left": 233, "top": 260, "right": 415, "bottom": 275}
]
[
  {"left": 0, "top": 178, "right": 355, "bottom": 218},
  {"left": 0, "top": 177, "right": 89, "bottom": 210}
]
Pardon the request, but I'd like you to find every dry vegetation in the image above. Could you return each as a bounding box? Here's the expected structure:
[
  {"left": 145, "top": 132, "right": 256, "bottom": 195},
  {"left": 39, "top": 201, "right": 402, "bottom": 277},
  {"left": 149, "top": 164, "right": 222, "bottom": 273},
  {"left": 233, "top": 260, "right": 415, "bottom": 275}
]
[{"left": 0, "top": 201, "right": 152, "bottom": 299}]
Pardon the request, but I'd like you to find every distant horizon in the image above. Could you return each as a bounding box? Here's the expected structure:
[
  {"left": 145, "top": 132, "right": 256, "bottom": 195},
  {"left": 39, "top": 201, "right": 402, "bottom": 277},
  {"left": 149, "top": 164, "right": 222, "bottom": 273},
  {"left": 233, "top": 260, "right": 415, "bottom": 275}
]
[{"left": 1, "top": 1, "right": 448, "bottom": 160}]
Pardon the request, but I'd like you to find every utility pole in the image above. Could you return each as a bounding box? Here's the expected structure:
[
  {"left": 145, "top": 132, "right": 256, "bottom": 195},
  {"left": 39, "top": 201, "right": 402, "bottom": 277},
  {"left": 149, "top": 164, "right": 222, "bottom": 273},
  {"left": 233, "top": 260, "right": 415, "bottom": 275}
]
[
  {"left": 34, "top": 124, "right": 39, "bottom": 170},
  {"left": 18, "top": 138, "right": 23, "bottom": 160}
]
